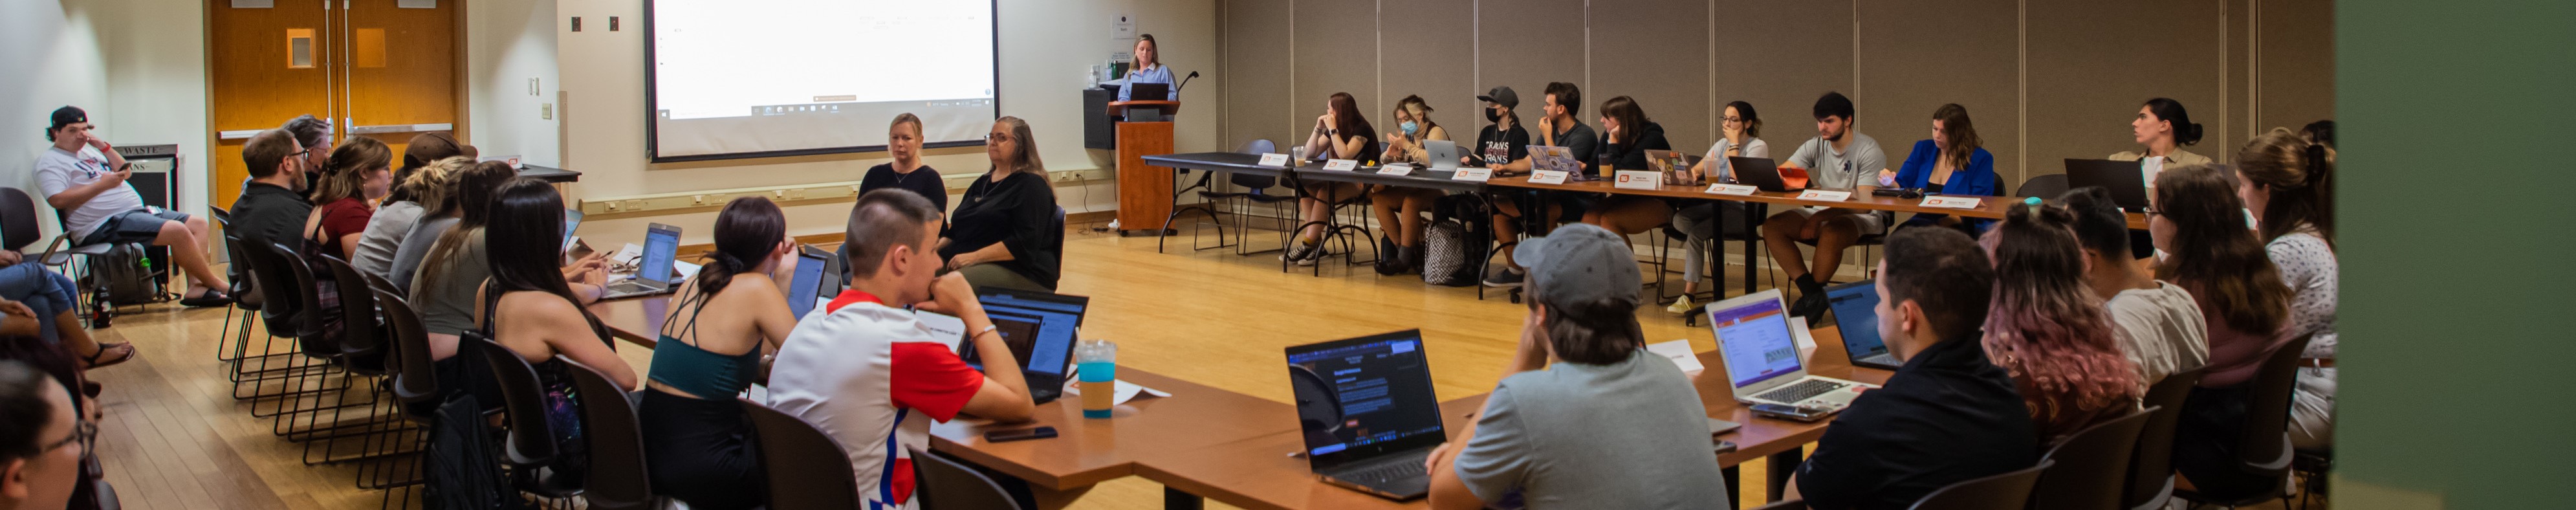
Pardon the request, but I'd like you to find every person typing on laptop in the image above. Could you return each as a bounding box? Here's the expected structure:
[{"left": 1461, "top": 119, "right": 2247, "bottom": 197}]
[
  {"left": 1481, "top": 82, "right": 1599, "bottom": 287},
  {"left": 767, "top": 190, "right": 1034, "bottom": 510},
  {"left": 639, "top": 197, "right": 801, "bottom": 510},
  {"left": 1424, "top": 223, "right": 1727, "bottom": 509},
  {"left": 1784, "top": 228, "right": 2034, "bottom": 509}
]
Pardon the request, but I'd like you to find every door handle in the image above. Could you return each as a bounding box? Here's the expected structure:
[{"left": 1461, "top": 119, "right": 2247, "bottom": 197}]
[{"left": 345, "top": 122, "right": 455, "bottom": 135}]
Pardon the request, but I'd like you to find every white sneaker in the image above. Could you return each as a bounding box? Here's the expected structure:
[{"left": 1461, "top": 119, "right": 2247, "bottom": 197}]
[{"left": 1665, "top": 296, "right": 1696, "bottom": 315}]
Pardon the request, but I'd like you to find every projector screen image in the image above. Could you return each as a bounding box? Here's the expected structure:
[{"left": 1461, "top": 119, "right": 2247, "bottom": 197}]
[{"left": 648, "top": 0, "right": 996, "bottom": 161}]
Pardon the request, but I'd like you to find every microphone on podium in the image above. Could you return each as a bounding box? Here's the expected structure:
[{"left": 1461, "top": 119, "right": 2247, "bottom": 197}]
[{"left": 1176, "top": 71, "right": 1201, "bottom": 95}]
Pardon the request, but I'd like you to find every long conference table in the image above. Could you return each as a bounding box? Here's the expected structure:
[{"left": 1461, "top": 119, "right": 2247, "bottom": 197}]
[{"left": 591, "top": 294, "right": 1894, "bottom": 509}]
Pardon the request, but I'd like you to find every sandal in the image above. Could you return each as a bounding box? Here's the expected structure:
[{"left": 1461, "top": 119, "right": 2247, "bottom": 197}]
[
  {"left": 82, "top": 342, "right": 136, "bottom": 369},
  {"left": 179, "top": 289, "right": 233, "bottom": 308}
]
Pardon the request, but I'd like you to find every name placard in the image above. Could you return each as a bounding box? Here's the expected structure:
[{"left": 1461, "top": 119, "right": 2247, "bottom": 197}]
[
  {"left": 1705, "top": 184, "right": 1758, "bottom": 195},
  {"left": 1377, "top": 164, "right": 1414, "bottom": 176},
  {"left": 1613, "top": 170, "right": 1660, "bottom": 190},
  {"left": 1921, "top": 196, "right": 1983, "bottom": 209},
  {"left": 1796, "top": 190, "right": 1853, "bottom": 202},
  {"left": 1451, "top": 168, "right": 1493, "bottom": 182},
  {"left": 1256, "top": 153, "right": 1291, "bottom": 166},
  {"left": 1528, "top": 170, "right": 1571, "bottom": 184},
  {"left": 1322, "top": 159, "right": 1359, "bottom": 172}
]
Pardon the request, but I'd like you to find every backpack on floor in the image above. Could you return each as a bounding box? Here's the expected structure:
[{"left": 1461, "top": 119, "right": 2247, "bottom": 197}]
[
  {"left": 91, "top": 243, "right": 164, "bottom": 306},
  {"left": 425, "top": 394, "right": 529, "bottom": 510},
  {"left": 1421, "top": 218, "right": 1481, "bottom": 287}
]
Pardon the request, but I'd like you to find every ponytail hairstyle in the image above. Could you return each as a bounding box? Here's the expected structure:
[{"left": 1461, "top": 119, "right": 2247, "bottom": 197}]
[
  {"left": 692, "top": 196, "right": 789, "bottom": 297},
  {"left": 398, "top": 157, "right": 470, "bottom": 212},
  {"left": 393, "top": 132, "right": 474, "bottom": 203},
  {"left": 2143, "top": 98, "right": 2204, "bottom": 146},
  {"left": 1978, "top": 202, "right": 2141, "bottom": 430},
  {"left": 2152, "top": 165, "right": 2291, "bottom": 335},
  {"left": 2237, "top": 128, "right": 2336, "bottom": 247},
  {"left": 417, "top": 161, "right": 519, "bottom": 292},
  {"left": 1932, "top": 104, "right": 1983, "bottom": 172},
  {"left": 483, "top": 178, "right": 608, "bottom": 338},
  {"left": 1393, "top": 94, "right": 1436, "bottom": 135},
  {"left": 313, "top": 136, "right": 393, "bottom": 204}
]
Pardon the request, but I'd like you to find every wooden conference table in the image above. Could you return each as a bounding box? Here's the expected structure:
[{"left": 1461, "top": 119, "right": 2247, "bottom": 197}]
[{"left": 593, "top": 294, "right": 1894, "bottom": 509}]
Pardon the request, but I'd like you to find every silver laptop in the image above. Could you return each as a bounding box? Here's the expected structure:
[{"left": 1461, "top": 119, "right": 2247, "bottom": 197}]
[
  {"left": 600, "top": 223, "right": 682, "bottom": 300},
  {"left": 1706, "top": 289, "right": 1878, "bottom": 410},
  {"left": 1422, "top": 139, "right": 1459, "bottom": 172}
]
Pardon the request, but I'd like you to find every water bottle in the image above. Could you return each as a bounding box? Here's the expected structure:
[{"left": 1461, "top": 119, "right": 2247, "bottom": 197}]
[{"left": 1074, "top": 339, "right": 1119, "bottom": 418}]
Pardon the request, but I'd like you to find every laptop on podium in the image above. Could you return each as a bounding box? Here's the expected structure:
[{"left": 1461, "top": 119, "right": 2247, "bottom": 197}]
[{"left": 1286, "top": 330, "right": 1446, "bottom": 501}]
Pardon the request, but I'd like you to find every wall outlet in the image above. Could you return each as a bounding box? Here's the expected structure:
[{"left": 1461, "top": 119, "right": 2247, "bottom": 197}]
[
  {"left": 691, "top": 194, "right": 706, "bottom": 205},
  {"left": 623, "top": 200, "right": 647, "bottom": 211},
  {"left": 541, "top": 103, "right": 553, "bottom": 120},
  {"left": 788, "top": 188, "right": 808, "bottom": 200}
]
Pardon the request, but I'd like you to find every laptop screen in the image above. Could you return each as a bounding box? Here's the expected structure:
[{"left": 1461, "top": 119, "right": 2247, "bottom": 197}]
[
  {"left": 966, "top": 291, "right": 1087, "bottom": 379},
  {"left": 1824, "top": 281, "right": 1891, "bottom": 360},
  {"left": 1287, "top": 330, "right": 1445, "bottom": 465},
  {"left": 784, "top": 249, "right": 829, "bottom": 318},
  {"left": 639, "top": 224, "right": 681, "bottom": 284},
  {"left": 1708, "top": 295, "right": 1804, "bottom": 389}
]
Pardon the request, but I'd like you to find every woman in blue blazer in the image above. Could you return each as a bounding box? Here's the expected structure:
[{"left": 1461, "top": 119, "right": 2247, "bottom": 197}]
[{"left": 1884, "top": 104, "right": 2001, "bottom": 234}]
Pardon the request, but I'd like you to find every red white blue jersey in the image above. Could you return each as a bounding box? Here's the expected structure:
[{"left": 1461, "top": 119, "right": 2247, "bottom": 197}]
[{"left": 765, "top": 289, "right": 984, "bottom": 509}]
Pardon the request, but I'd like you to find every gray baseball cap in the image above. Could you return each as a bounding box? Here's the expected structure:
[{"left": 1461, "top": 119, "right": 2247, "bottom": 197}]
[
  {"left": 1478, "top": 86, "right": 1520, "bottom": 109},
  {"left": 1512, "top": 223, "right": 1639, "bottom": 308}
]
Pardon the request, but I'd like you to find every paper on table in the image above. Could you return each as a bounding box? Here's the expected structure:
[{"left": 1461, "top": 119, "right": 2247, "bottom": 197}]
[
  {"left": 673, "top": 260, "right": 703, "bottom": 280},
  {"left": 1062, "top": 379, "right": 1171, "bottom": 406},
  {"left": 611, "top": 243, "right": 644, "bottom": 266},
  {"left": 1645, "top": 340, "right": 1705, "bottom": 375},
  {"left": 915, "top": 311, "right": 966, "bottom": 351}
]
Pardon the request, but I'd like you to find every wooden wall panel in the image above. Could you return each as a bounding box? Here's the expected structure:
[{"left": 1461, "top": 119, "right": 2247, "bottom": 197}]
[
  {"left": 1379, "top": 0, "right": 1478, "bottom": 143},
  {"left": 1712, "top": 0, "right": 1855, "bottom": 152},
  {"left": 1219, "top": 0, "right": 1294, "bottom": 150},
  {"left": 1589, "top": 0, "right": 1713, "bottom": 152},
  {"left": 1857, "top": 0, "right": 2022, "bottom": 184},
  {"left": 1291, "top": 0, "right": 1382, "bottom": 147},
  {"left": 2027, "top": 0, "right": 2227, "bottom": 173}
]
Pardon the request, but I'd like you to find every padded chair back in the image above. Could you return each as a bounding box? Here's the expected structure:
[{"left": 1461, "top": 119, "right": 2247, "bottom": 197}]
[
  {"left": 320, "top": 256, "right": 386, "bottom": 363},
  {"left": 470, "top": 333, "right": 558, "bottom": 467},
  {"left": 2123, "top": 368, "right": 2203, "bottom": 509},
  {"left": 559, "top": 356, "right": 653, "bottom": 510},
  {"left": 740, "top": 399, "right": 863, "bottom": 510},
  {"left": 238, "top": 239, "right": 305, "bottom": 331},
  {"left": 369, "top": 287, "right": 441, "bottom": 406},
  {"left": 265, "top": 243, "right": 331, "bottom": 353},
  {"left": 911, "top": 446, "right": 1024, "bottom": 510},
  {"left": 2232, "top": 336, "right": 2314, "bottom": 481},
  {"left": 0, "top": 188, "right": 41, "bottom": 250},
  {"left": 2017, "top": 173, "right": 2069, "bottom": 199},
  {"left": 1230, "top": 139, "right": 1280, "bottom": 190},
  {"left": 220, "top": 235, "right": 264, "bottom": 311},
  {"left": 1049, "top": 206, "right": 1067, "bottom": 258},
  {"left": 1908, "top": 459, "right": 2053, "bottom": 510},
  {"left": 2032, "top": 408, "right": 2157, "bottom": 510}
]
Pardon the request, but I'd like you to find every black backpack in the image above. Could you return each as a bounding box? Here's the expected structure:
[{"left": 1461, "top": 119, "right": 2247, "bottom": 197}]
[
  {"left": 425, "top": 393, "right": 529, "bottom": 510},
  {"left": 89, "top": 243, "right": 165, "bottom": 306}
]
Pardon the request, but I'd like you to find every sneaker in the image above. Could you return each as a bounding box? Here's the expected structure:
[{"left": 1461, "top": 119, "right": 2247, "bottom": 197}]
[
  {"left": 1790, "top": 290, "right": 1829, "bottom": 327},
  {"left": 1281, "top": 239, "right": 1321, "bottom": 263},
  {"left": 1665, "top": 296, "right": 1696, "bottom": 315},
  {"left": 1481, "top": 267, "right": 1525, "bottom": 287}
]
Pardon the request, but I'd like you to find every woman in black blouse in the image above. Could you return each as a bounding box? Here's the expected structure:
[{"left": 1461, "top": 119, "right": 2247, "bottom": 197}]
[
  {"left": 940, "top": 116, "right": 1060, "bottom": 291},
  {"left": 859, "top": 113, "right": 948, "bottom": 213}
]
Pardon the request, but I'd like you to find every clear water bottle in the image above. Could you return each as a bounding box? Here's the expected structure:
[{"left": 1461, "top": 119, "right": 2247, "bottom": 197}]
[{"left": 1074, "top": 339, "right": 1118, "bottom": 418}]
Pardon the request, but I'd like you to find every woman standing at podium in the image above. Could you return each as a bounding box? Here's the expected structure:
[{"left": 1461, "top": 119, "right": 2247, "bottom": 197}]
[{"left": 1117, "top": 34, "right": 1174, "bottom": 102}]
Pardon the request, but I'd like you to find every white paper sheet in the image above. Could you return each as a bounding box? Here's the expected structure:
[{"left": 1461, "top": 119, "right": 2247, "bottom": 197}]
[
  {"left": 1062, "top": 379, "right": 1170, "bottom": 405},
  {"left": 1645, "top": 340, "right": 1705, "bottom": 375},
  {"left": 915, "top": 311, "right": 966, "bottom": 351}
]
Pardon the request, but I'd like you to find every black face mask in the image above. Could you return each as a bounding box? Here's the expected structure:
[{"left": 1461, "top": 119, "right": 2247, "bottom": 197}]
[{"left": 1486, "top": 108, "right": 1503, "bottom": 123}]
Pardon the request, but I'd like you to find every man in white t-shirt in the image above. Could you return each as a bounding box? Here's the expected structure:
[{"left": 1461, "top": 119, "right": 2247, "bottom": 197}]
[
  {"left": 2064, "top": 187, "right": 2207, "bottom": 390},
  {"left": 32, "top": 106, "right": 231, "bottom": 306},
  {"left": 765, "top": 189, "right": 1036, "bottom": 509}
]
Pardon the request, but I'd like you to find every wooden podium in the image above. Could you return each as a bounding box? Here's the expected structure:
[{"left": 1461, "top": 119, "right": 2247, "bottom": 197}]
[{"left": 1109, "top": 100, "right": 1180, "bottom": 236}]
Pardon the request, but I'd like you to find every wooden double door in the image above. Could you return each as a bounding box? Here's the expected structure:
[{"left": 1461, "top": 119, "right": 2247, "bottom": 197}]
[{"left": 208, "top": 0, "right": 463, "bottom": 207}]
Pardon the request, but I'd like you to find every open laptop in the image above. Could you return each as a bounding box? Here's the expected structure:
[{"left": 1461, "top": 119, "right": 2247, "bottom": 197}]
[
  {"left": 600, "top": 223, "right": 682, "bottom": 300},
  {"left": 1727, "top": 156, "right": 1796, "bottom": 192},
  {"left": 964, "top": 289, "right": 1090, "bottom": 405},
  {"left": 1421, "top": 139, "right": 1459, "bottom": 172},
  {"left": 1287, "top": 330, "right": 1446, "bottom": 501},
  {"left": 2064, "top": 158, "right": 2149, "bottom": 212},
  {"left": 1706, "top": 289, "right": 1878, "bottom": 411},
  {"left": 1822, "top": 280, "right": 1903, "bottom": 370},
  {"left": 562, "top": 208, "right": 585, "bottom": 252},
  {"left": 783, "top": 246, "right": 833, "bottom": 320},
  {"left": 1524, "top": 144, "right": 1585, "bottom": 179}
]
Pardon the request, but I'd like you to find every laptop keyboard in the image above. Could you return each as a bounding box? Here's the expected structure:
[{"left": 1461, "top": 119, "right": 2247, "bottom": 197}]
[
  {"left": 1754, "top": 379, "right": 1849, "bottom": 404},
  {"left": 1344, "top": 460, "right": 1426, "bottom": 483}
]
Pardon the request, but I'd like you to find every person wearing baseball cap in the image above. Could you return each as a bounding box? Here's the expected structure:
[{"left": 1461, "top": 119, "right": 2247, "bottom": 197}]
[
  {"left": 1423, "top": 223, "right": 1728, "bottom": 509},
  {"left": 32, "top": 105, "right": 233, "bottom": 307}
]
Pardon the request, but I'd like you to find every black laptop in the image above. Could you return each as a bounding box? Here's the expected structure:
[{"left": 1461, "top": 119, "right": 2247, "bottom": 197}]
[
  {"left": 961, "top": 290, "right": 1090, "bottom": 405},
  {"left": 1287, "top": 330, "right": 1446, "bottom": 501},
  {"left": 1728, "top": 156, "right": 1796, "bottom": 192},
  {"left": 1822, "top": 280, "right": 1904, "bottom": 370},
  {"left": 2064, "top": 158, "right": 2150, "bottom": 212}
]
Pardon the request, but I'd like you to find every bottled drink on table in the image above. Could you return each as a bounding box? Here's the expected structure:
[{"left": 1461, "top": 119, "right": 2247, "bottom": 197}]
[{"left": 1075, "top": 339, "right": 1119, "bottom": 418}]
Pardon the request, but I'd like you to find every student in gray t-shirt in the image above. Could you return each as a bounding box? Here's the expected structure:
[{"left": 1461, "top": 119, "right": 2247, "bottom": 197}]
[
  {"left": 1764, "top": 92, "right": 1891, "bottom": 327},
  {"left": 1427, "top": 223, "right": 1729, "bottom": 510}
]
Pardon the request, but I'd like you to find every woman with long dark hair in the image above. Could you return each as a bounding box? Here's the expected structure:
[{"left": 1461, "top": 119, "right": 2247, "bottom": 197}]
[
  {"left": 1582, "top": 95, "right": 1674, "bottom": 236},
  {"left": 639, "top": 197, "right": 799, "bottom": 510},
  {"left": 1283, "top": 92, "right": 1379, "bottom": 265},
  {"left": 2150, "top": 164, "right": 2295, "bottom": 501},
  {"left": 1978, "top": 202, "right": 2141, "bottom": 441},
  {"left": 1665, "top": 101, "right": 1769, "bottom": 314},
  {"left": 474, "top": 179, "right": 637, "bottom": 482},
  {"left": 1885, "top": 104, "right": 2000, "bottom": 234},
  {"left": 2232, "top": 129, "right": 2339, "bottom": 450},
  {"left": 411, "top": 162, "right": 607, "bottom": 365},
  {"left": 940, "top": 116, "right": 1062, "bottom": 291}
]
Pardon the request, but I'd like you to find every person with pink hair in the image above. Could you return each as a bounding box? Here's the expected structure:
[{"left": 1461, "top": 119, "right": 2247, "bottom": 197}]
[{"left": 1979, "top": 199, "right": 2143, "bottom": 442}]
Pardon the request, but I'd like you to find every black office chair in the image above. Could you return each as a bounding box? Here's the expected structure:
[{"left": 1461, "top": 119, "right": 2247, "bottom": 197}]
[
  {"left": 300, "top": 255, "right": 399, "bottom": 465},
  {"left": 226, "top": 234, "right": 309, "bottom": 394},
  {"left": 358, "top": 285, "right": 435, "bottom": 491},
  {"left": 262, "top": 243, "right": 364, "bottom": 436},
  {"left": 2174, "top": 336, "right": 2315, "bottom": 508},
  {"left": 1749, "top": 459, "right": 2056, "bottom": 510},
  {"left": 741, "top": 398, "right": 863, "bottom": 510},
  {"left": 2017, "top": 174, "right": 2069, "bottom": 199},
  {"left": 2124, "top": 368, "right": 2204, "bottom": 510},
  {"left": 1175, "top": 139, "right": 1293, "bottom": 256},
  {"left": 468, "top": 333, "right": 585, "bottom": 501},
  {"left": 911, "top": 446, "right": 1029, "bottom": 510},
  {"left": 2032, "top": 408, "right": 2157, "bottom": 510},
  {"left": 206, "top": 206, "right": 257, "bottom": 364},
  {"left": 560, "top": 356, "right": 659, "bottom": 510}
]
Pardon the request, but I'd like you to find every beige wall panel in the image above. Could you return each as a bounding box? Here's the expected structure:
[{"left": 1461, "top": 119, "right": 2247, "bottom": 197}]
[
  {"left": 1221, "top": 0, "right": 1296, "bottom": 150},
  {"left": 2026, "top": 0, "right": 2227, "bottom": 175},
  {"left": 2258, "top": 0, "right": 2335, "bottom": 136},
  {"left": 1293, "top": 0, "right": 1383, "bottom": 139},
  {"left": 1711, "top": 0, "right": 1855, "bottom": 153},
  {"left": 1589, "top": 0, "right": 1714, "bottom": 152},
  {"left": 1857, "top": 0, "right": 2023, "bottom": 184},
  {"left": 1476, "top": 0, "right": 1588, "bottom": 112},
  {"left": 1380, "top": 0, "right": 1479, "bottom": 142}
]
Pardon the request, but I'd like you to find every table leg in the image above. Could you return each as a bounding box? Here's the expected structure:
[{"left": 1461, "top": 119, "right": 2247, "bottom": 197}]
[
  {"left": 1723, "top": 465, "right": 1743, "bottom": 506},
  {"left": 1743, "top": 203, "right": 1763, "bottom": 296},
  {"left": 1163, "top": 486, "right": 1205, "bottom": 510},
  {"left": 1767, "top": 449, "right": 1802, "bottom": 502}
]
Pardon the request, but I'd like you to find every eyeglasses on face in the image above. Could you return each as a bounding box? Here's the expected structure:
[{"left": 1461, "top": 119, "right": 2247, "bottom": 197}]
[{"left": 37, "top": 417, "right": 96, "bottom": 455}]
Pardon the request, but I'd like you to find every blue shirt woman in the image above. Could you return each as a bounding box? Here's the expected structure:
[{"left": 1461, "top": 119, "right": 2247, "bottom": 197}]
[{"left": 1892, "top": 139, "right": 2000, "bottom": 232}]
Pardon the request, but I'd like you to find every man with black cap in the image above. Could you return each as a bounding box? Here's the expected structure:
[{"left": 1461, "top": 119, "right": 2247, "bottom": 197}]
[
  {"left": 33, "top": 106, "right": 232, "bottom": 307},
  {"left": 1479, "top": 82, "right": 1600, "bottom": 287},
  {"left": 1423, "top": 223, "right": 1727, "bottom": 509}
]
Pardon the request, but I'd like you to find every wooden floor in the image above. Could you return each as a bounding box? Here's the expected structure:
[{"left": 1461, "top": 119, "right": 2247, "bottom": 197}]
[{"left": 85, "top": 219, "right": 2301, "bottom": 509}]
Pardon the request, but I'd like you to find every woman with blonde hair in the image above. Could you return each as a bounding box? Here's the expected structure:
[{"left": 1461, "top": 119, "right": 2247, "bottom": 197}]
[
  {"left": 1371, "top": 95, "right": 1448, "bottom": 276},
  {"left": 941, "top": 116, "right": 1061, "bottom": 291}
]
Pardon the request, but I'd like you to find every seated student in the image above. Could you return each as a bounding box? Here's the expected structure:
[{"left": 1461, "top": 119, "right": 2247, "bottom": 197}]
[
  {"left": 640, "top": 197, "right": 800, "bottom": 510},
  {"left": 1666, "top": 101, "right": 1769, "bottom": 314},
  {"left": 2147, "top": 164, "right": 2295, "bottom": 501},
  {"left": 768, "top": 190, "right": 1036, "bottom": 509},
  {"left": 1762, "top": 92, "right": 1888, "bottom": 324},
  {"left": 353, "top": 133, "right": 472, "bottom": 277},
  {"left": 1371, "top": 95, "right": 1449, "bottom": 276},
  {"left": 0, "top": 360, "right": 83, "bottom": 510},
  {"left": 2111, "top": 98, "right": 2214, "bottom": 177},
  {"left": 1282, "top": 93, "right": 1381, "bottom": 266},
  {"left": 306, "top": 137, "right": 395, "bottom": 261},
  {"left": 1481, "top": 82, "right": 1598, "bottom": 287},
  {"left": 227, "top": 129, "right": 313, "bottom": 285},
  {"left": 862, "top": 113, "right": 949, "bottom": 213},
  {"left": 39, "top": 106, "right": 232, "bottom": 306},
  {"left": 1787, "top": 227, "right": 2036, "bottom": 509},
  {"left": 1883, "top": 104, "right": 2000, "bottom": 234},
  {"left": 0, "top": 232, "right": 131, "bottom": 368},
  {"left": 2061, "top": 187, "right": 2207, "bottom": 390},
  {"left": 2231, "top": 129, "right": 2338, "bottom": 450},
  {"left": 1582, "top": 96, "right": 1675, "bottom": 236},
  {"left": 1423, "top": 223, "right": 1727, "bottom": 509},
  {"left": 384, "top": 157, "right": 486, "bottom": 290},
  {"left": 1463, "top": 87, "right": 1531, "bottom": 170},
  {"left": 1978, "top": 202, "right": 2143, "bottom": 441},
  {"left": 278, "top": 115, "right": 336, "bottom": 196},
  {"left": 472, "top": 179, "right": 639, "bottom": 480},
  {"left": 941, "top": 116, "right": 1062, "bottom": 291},
  {"left": 411, "top": 162, "right": 607, "bottom": 372}
]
